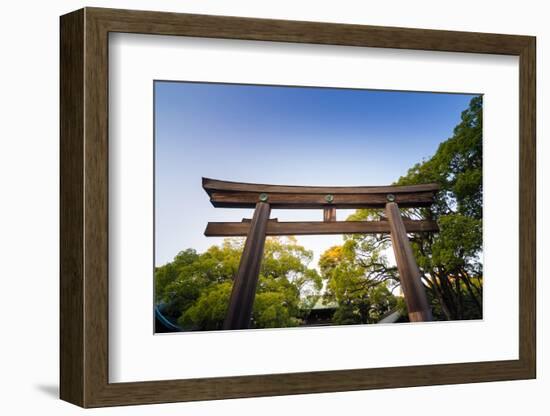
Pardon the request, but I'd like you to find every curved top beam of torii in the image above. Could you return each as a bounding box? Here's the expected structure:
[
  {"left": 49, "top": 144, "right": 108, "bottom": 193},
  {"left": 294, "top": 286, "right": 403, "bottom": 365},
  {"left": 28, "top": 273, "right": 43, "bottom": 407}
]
[{"left": 202, "top": 177, "right": 440, "bottom": 209}]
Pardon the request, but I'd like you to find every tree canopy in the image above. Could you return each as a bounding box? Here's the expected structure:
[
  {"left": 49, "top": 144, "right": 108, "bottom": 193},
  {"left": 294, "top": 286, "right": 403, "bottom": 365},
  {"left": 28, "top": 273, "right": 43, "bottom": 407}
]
[
  {"left": 155, "top": 237, "right": 322, "bottom": 330},
  {"left": 329, "top": 95, "right": 483, "bottom": 321},
  {"left": 155, "top": 95, "right": 483, "bottom": 330}
]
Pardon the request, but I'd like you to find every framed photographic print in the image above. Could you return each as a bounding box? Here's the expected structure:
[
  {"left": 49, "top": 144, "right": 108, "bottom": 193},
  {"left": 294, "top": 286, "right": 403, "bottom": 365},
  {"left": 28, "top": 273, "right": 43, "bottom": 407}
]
[{"left": 60, "top": 7, "right": 536, "bottom": 408}]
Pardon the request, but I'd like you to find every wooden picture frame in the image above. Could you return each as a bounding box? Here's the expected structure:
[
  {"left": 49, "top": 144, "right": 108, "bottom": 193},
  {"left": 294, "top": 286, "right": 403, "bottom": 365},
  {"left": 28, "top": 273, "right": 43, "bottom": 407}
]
[{"left": 60, "top": 7, "right": 536, "bottom": 408}]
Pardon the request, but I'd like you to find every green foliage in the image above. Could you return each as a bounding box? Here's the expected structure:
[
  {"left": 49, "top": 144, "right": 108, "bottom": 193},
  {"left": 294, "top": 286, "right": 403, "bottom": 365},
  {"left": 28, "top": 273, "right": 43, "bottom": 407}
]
[
  {"left": 178, "top": 282, "right": 232, "bottom": 330},
  {"left": 157, "top": 96, "right": 484, "bottom": 329},
  {"left": 332, "top": 96, "right": 484, "bottom": 321},
  {"left": 398, "top": 96, "right": 483, "bottom": 320},
  {"left": 319, "top": 242, "right": 398, "bottom": 325},
  {"left": 253, "top": 289, "right": 299, "bottom": 328},
  {"left": 397, "top": 95, "right": 483, "bottom": 220},
  {"left": 155, "top": 237, "right": 321, "bottom": 331},
  {"left": 429, "top": 215, "right": 482, "bottom": 270}
]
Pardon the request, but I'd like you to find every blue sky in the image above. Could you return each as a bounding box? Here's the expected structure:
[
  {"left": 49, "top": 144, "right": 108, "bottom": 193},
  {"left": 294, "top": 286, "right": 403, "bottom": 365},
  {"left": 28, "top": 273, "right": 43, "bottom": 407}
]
[{"left": 155, "top": 81, "right": 478, "bottom": 267}]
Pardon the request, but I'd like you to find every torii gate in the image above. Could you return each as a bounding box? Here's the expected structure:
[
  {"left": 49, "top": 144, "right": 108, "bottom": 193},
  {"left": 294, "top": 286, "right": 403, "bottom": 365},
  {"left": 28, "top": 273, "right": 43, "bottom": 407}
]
[{"left": 202, "top": 177, "right": 439, "bottom": 330}]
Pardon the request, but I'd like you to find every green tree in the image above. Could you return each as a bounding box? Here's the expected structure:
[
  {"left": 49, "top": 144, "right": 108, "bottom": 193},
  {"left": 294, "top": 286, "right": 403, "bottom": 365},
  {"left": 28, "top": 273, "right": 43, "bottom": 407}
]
[
  {"left": 157, "top": 96, "right": 483, "bottom": 328},
  {"left": 319, "top": 242, "right": 398, "bottom": 325},
  {"left": 155, "top": 237, "right": 322, "bottom": 331},
  {"left": 338, "top": 96, "right": 483, "bottom": 321}
]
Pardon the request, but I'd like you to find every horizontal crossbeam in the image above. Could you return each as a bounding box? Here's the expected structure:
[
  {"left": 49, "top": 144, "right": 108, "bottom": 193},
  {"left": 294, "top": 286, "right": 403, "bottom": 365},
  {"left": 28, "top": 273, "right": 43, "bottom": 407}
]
[
  {"left": 203, "top": 178, "right": 439, "bottom": 209},
  {"left": 208, "top": 191, "right": 436, "bottom": 209},
  {"left": 204, "top": 219, "right": 438, "bottom": 236}
]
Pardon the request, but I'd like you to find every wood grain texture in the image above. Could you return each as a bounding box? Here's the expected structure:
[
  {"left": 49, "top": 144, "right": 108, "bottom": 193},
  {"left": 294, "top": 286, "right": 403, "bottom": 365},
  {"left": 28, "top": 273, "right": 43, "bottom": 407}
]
[
  {"left": 85, "top": 8, "right": 533, "bottom": 55},
  {"left": 224, "top": 202, "right": 271, "bottom": 329},
  {"left": 204, "top": 219, "right": 439, "bottom": 236},
  {"left": 323, "top": 207, "right": 337, "bottom": 222},
  {"left": 83, "top": 359, "right": 532, "bottom": 407},
  {"left": 60, "top": 9, "right": 84, "bottom": 406},
  {"left": 203, "top": 177, "right": 440, "bottom": 195},
  {"left": 59, "top": 7, "right": 536, "bottom": 408},
  {"left": 518, "top": 37, "right": 537, "bottom": 376},
  {"left": 208, "top": 190, "right": 436, "bottom": 208},
  {"left": 204, "top": 178, "right": 439, "bottom": 208},
  {"left": 386, "top": 203, "right": 433, "bottom": 322},
  {"left": 84, "top": 9, "right": 110, "bottom": 407}
]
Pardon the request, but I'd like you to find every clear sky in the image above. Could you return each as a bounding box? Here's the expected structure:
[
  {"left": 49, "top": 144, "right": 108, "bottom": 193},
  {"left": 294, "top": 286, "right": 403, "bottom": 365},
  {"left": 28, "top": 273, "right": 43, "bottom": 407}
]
[{"left": 154, "top": 81, "right": 478, "bottom": 267}]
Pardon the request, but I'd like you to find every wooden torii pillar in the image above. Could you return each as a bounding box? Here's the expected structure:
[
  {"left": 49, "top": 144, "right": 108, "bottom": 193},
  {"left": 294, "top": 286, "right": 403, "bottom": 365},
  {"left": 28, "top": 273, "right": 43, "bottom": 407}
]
[{"left": 202, "top": 177, "right": 438, "bottom": 329}]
